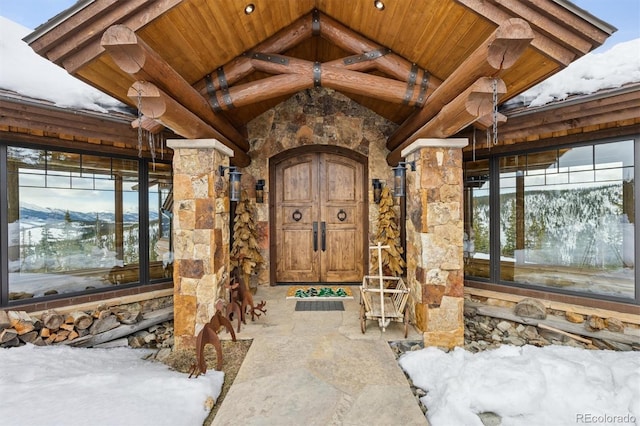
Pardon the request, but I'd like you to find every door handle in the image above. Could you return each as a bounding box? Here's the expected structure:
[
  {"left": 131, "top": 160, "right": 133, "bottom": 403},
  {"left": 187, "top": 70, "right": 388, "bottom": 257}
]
[
  {"left": 321, "top": 221, "right": 326, "bottom": 252},
  {"left": 313, "top": 221, "right": 318, "bottom": 252}
]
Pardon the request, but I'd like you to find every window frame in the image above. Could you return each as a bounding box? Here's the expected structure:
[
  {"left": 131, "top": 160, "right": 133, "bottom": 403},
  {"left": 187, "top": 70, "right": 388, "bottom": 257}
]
[
  {"left": 0, "top": 140, "right": 172, "bottom": 308},
  {"left": 464, "top": 135, "right": 639, "bottom": 306}
]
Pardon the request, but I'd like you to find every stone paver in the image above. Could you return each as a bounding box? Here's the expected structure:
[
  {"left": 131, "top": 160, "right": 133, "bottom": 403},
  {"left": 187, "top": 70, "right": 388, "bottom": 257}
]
[{"left": 213, "top": 286, "right": 428, "bottom": 426}]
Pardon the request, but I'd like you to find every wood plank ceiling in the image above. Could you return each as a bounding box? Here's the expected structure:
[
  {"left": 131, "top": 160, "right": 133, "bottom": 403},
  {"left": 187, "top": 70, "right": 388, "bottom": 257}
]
[{"left": 25, "top": 0, "right": 613, "bottom": 166}]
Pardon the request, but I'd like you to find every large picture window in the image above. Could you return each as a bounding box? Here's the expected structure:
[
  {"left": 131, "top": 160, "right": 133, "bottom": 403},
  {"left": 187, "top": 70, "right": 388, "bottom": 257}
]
[
  {"left": 2, "top": 146, "right": 172, "bottom": 304},
  {"left": 464, "top": 138, "right": 637, "bottom": 303}
]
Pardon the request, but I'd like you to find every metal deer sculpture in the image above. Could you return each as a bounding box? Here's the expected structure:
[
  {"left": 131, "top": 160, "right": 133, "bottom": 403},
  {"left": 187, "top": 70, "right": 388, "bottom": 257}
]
[
  {"left": 188, "top": 300, "right": 236, "bottom": 378},
  {"left": 229, "top": 267, "right": 267, "bottom": 328}
]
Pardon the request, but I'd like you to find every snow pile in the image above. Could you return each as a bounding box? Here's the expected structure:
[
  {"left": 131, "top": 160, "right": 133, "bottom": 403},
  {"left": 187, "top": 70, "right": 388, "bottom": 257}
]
[
  {"left": 513, "top": 38, "right": 640, "bottom": 108},
  {"left": 0, "top": 16, "right": 125, "bottom": 113},
  {"left": 400, "top": 345, "right": 640, "bottom": 426},
  {"left": 0, "top": 344, "right": 223, "bottom": 426}
]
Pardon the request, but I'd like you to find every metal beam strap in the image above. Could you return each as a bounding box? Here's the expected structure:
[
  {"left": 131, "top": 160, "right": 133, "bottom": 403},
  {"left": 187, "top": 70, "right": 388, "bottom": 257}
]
[
  {"left": 312, "top": 9, "right": 321, "bottom": 36},
  {"left": 250, "top": 52, "right": 289, "bottom": 65},
  {"left": 313, "top": 61, "right": 322, "bottom": 87},
  {"left": 342, "top": 47, "right": 391, "bottom": 65},
  {"left": 217, "top": 67, "right": 235, "bottom": 110},
  {"left": 205, "top": 74, "right": 222, "bottom": 112},
  {"left": 416, "top": 70, "right": 429, "bottom": 107},
  {"left": 403, "top": 63, "right": 418, "bottom": 105}
]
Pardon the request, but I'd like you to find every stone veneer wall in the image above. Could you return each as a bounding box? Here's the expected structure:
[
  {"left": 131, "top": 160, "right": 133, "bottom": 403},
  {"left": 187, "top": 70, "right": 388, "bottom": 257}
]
[
  {"left": 403, "top": 139, "right": 468, "bottom": 348},
  {"left": 242, "top": 88, "right": 399, "bottom": 287},
  {"left": 167, "top": 139, "right": 232, "bottom": 350}
]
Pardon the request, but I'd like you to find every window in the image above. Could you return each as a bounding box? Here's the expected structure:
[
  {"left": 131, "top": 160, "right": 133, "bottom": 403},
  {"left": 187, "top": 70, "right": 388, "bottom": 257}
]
[
  {"left": 2, "top": 146, "right": 172, "bottom": 305},
  {"left": 464, "top": 139, "right": 637, "bottom": 302},
  {"left": 464, "top": 159, "right": 490, "bottom": 278}
]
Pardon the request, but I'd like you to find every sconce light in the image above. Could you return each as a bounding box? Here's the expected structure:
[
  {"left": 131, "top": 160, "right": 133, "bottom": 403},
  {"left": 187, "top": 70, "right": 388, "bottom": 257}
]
[
  {"left": 255, "top": 179, "right": 265, "bottom": 203},
  {"left": 392, "top": 161, "right": 416, "bottom": 197},
  {"left": 219, "top": 165, "right": 242, "bottom": 202},
  {"left": 373, "top": 0, "right": 385, "bottom": 10},
  {"left": 372, "top": 179, "right": 383, "bottom": 204}
]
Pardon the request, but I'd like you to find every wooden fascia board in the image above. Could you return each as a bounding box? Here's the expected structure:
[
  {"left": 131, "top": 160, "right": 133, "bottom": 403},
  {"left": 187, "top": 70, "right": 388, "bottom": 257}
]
[
  {"left": 26, "top": 0, "right": 182, "bottom": 74},
  {"left": 0, "top": 103, "right": 138, "bottom": 145},
  {"left": 455, "top": 0, "right": 577, "bottom": 66}
]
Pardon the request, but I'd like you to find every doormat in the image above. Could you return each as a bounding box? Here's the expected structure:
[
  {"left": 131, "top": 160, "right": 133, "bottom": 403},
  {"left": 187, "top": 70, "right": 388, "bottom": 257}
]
[
  {"left": 295, "top": 300, "right": 345, "bottom": 311},
  {"left": 286, "top": 286, "right": 354, "bottom": 300}
]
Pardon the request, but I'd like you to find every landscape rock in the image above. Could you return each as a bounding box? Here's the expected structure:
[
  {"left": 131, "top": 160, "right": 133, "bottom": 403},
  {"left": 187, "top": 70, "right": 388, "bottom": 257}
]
[
  {"left": 585, "top": 315, "right": 606, "bottom": 332},
  {"left": 604, "top": 318, "right": 624, "bottom": 333},
  {"left": 514, "top": 298, "right": 547, "bottom": 320},
  {"left": 565, "top": 311, "right": 584, "bottom": 323}
]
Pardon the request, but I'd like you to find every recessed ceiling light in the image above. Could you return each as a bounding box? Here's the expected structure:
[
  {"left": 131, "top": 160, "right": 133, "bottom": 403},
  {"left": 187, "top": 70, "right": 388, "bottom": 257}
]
[
  {"left": 244, "top": 3, "right": 255, "bottom": 15},
  {"left": 374, "top": 0, "right": 385, "bottom": 10}
]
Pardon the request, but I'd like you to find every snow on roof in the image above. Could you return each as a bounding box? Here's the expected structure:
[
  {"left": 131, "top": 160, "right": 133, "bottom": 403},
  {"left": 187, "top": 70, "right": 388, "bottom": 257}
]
[
  {"left": 509, "top": 38, "right": 640, "bottom": 108},
  {"left": 0, "top": 16, "right": 126, "bottom": 114}
]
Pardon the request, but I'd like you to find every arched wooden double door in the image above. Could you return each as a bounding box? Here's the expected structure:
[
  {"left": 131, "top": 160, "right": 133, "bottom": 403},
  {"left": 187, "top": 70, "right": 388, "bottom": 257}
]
[{"left": 272, "top": 148, "right": 366, "bottom": 283}]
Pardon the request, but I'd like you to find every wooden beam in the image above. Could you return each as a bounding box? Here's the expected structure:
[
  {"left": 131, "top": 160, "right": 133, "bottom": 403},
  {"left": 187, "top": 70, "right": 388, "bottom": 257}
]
[
  {"left": 455, "top": 0, "right": 576, "bottom": 66},
  {"left": 28, "top": 0, "right": 120, "bottom": 53},
  {"left": 0, "top": 98, "right": 139, "bottom": 143},
  {"left": 524, "top": 0, "right": 610, "bottom": 46},
  {"left": 492, "top": 0, "right": 594, "bottom": 54},
  {"left": 501, "top": 104, "right": 640, "bottom": 140},
  {"left": 209, "top": 74, "right": 314, "bottom": 110},
  {"left": 387, "top": 78, "right": 506, "bottom": 165},
  {"left": 127, "top": 81, "right": 250, "bottom": 167},
  {"left": 387, "top": 18, "right": 533, "bottom": 150},
  {"left": 248, "top": 55, "right": 427, "bottom": 106},
  {"left": 475, "top": 112, "right": 507, "bottom": 130},
  {"left": 101, "top": 25, "right": 248, "bottom": 151},
  {"left": 193, "top": 14, "right": 313, "bottom": 96},
  {"left": 60, "top": 0, "right": 182, "bottom": 74},
  {"left": 318, "top": 12, "right": 436, "bottom": 89},
  {"left": 131, "top": 116, "right": 165, "bottom": 134}
]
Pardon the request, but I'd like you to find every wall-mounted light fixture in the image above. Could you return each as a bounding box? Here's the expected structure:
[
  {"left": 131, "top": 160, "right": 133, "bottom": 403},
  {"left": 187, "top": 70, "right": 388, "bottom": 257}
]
[
  {"left": 255, "top": 179, "right": 265, "bottom": 203},
  {"left": 372, "top": 179, "right": 384, "bottom": 204},
  {"left": 392, "top": 161, "right": 416, "bottom": 197},
  {"left": 374, "top": 0, "right": 385, "bottom": 11},
  {"left": 244, "top": 3, "right": 255, "bottom": 15},
  {"left": 219, "top": 165, "right": 242, "bottom": 202}
]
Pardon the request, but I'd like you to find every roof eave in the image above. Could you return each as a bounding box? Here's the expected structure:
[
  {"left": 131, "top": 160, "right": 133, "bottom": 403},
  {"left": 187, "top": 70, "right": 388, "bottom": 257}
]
[
  {"left": 505, "top": 83, "right": 640, "bottom": 118},
  {"left": 552, "top": 0, "right": 618, "bottom": 35},
  {"left": 22, "top": 0, "right": 95, "bottom": 44}
]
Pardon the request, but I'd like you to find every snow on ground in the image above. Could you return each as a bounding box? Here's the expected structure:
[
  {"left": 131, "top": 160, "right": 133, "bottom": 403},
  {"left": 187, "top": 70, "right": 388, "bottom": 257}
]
[
  {"left": 0, "top": 344, "right": 223, "bottom": 426},
  {"left": 2, "top": 343, "right": 637, "bottom": 426},
  {"left": 400, "top": 345, "right": 640, "bottom": 426},
  {"left": 0, "top": 16, "right": 124, "bottom": 113}
]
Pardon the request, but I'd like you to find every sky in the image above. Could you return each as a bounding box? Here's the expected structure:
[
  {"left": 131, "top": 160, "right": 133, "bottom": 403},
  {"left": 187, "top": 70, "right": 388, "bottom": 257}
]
[
  {"left": 0, "top": 340, "right": 637, "bottom": 426},
  {"left": 0, "top": 0, "right": 638, "bottom": 50}
]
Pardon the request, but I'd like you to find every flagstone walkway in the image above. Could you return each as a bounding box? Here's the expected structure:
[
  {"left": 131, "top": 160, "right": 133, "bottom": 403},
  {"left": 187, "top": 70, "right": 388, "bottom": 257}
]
[{"left": 212, "top": 285, "right": 428, "bottom": 425}]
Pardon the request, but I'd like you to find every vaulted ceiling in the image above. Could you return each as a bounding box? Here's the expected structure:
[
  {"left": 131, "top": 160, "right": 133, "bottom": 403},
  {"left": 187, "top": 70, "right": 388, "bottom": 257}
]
[{"left": 25, "top": 0, "right": 614, "bottom": 166}]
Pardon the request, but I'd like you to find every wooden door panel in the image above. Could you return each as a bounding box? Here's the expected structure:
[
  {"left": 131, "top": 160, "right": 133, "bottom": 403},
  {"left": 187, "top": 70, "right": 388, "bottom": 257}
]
[
  {"left": 275, "top": 151, "right": 364, "bottom": 283},
  {"left": 324, "top": 158, "right": 357, "bottom": 202},
  {"left": 324, "top": 229, "right": 360, "bottom": 282},
  {"left": 282, "top": 160, "right": 314, "bottom": 202},
  {"left": 320, "top": 154, "right": 363, "bottom": 282},
  {"left": 278, "top": 230, "right": 317, "bottom": 281}
]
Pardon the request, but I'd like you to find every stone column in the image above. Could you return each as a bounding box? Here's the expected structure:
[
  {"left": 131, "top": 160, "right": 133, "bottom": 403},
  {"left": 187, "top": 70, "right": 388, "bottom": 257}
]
[
  {"left": 166, "top": 139, "right": 233, "bottom": 350},
  {"left": 402, "top": 138, "right": 468, "bottom": 349}
]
